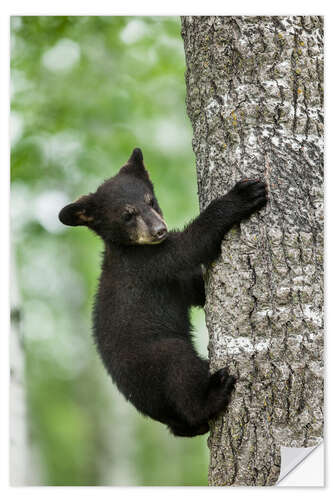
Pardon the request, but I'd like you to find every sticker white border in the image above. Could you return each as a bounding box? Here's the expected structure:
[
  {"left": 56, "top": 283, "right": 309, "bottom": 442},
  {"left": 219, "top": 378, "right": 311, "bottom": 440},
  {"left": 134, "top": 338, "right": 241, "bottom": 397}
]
[{"left": 277, "top": 441, "right": 324, "bottom": 486}]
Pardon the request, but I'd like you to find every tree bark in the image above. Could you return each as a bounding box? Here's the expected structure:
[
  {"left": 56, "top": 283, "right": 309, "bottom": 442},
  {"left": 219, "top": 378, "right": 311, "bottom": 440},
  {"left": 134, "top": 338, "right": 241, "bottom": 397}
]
[{"left": 181, "top": 16, "right": 323, "bottom": 486}]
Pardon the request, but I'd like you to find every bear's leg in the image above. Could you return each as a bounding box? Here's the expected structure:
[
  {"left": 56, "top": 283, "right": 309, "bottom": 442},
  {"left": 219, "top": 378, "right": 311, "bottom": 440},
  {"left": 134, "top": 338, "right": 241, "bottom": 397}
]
[
  {"left": 169, "top": 373, "right": 235, "bottom": 430},
  {"left": 163, "top": 340, "right": 236, "bottom": 429},
  {"left": 205, "top": 368, "right": 236, "bottom": 418}
]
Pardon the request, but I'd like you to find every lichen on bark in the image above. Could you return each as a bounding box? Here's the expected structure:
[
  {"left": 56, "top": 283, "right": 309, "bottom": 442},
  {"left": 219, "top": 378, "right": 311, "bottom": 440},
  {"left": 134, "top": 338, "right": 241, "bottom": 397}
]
[{"left": 181, "top": 16, "right": 323, "bottom": 486}]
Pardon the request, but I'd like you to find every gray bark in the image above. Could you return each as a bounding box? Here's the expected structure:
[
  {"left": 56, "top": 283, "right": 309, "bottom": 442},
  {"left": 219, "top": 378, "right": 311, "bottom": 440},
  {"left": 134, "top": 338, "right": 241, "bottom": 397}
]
[{"left": 181, "top": 16, "right": 323, "bottom": 486}]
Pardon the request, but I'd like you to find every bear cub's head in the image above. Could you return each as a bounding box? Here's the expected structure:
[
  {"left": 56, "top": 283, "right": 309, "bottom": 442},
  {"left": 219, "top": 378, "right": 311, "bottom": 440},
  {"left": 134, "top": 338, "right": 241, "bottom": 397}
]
[{"left": 59, "top": 148, "right": 168, "bottom": 246}]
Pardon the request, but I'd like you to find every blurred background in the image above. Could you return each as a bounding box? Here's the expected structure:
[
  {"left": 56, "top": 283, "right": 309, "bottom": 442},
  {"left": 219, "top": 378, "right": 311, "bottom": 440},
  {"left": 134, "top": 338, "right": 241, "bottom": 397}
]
[{"left": 10, "top": 16, "right": 210, "bottom": 486}]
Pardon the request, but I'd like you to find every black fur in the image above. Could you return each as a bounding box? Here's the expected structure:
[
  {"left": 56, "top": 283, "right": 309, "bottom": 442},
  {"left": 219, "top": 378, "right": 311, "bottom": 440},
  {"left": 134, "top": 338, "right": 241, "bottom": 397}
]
[{"left": 59, "top": 148, "right": 268, "bottom": 437}]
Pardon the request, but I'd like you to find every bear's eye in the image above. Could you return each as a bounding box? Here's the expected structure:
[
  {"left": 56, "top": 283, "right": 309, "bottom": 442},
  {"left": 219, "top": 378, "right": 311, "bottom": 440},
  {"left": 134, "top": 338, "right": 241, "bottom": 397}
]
[
  {"left": 148, "top": 198, "right": 154, "bottom": 207},
  {"left": 123, "top": 212, "right": 134, "bottom": 222}
]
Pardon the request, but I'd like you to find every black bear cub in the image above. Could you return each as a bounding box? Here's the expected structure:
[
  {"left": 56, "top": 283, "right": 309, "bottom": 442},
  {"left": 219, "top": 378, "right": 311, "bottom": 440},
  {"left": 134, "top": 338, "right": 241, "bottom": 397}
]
[{"left": 59, "top": 148, "right": 267, "bottom": 437}]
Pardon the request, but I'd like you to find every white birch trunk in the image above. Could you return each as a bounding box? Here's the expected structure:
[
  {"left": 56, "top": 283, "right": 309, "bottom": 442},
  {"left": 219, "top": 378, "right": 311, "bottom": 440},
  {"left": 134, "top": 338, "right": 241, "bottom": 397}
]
[{"left": 10, "top": 252, "right": 29, "bottom": 485}]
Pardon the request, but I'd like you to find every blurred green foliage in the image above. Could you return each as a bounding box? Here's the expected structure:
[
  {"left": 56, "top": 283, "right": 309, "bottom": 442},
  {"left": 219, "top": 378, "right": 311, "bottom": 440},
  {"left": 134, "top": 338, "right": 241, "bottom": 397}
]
[{"left": 11, "top": 16, "right": 209, "bottom": 486}]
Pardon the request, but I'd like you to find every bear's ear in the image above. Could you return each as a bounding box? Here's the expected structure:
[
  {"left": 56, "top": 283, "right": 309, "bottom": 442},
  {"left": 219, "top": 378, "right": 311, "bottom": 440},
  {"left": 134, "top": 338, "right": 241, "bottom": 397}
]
[
  {"left": 120, "top": 148, "right": 151, "bottom": 182},
  {"left": 58, "top": 194, "right": 96, "bottom": 227},
  {"left": 128, "top": 147, "right": 144, "bottom": 166}
]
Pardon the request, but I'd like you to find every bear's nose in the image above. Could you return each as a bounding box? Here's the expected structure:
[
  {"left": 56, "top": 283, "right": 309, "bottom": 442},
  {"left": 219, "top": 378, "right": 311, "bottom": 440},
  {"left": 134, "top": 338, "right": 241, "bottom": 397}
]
[
  {"left": 152, "top": 225, "right": 167, "bottom": 239},
  {"left": 157, "top": 227, "right": 167, "bottom": 238}
]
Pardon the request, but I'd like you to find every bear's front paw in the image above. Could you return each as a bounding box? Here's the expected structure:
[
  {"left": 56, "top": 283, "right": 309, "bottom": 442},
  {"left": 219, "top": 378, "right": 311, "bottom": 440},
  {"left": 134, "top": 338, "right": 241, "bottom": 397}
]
[{"left": 227, "top": 178, "right": 268, "bottom": 218}]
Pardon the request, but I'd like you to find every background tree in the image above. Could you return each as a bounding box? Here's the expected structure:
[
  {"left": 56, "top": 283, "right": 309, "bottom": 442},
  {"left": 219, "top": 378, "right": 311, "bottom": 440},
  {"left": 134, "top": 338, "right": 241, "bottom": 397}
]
[
  {"left": 10, "top": 253, "right": 29, "bottom": 485},
  {"left": 181, "top": 15, "right": 324, "bottom": 486}
]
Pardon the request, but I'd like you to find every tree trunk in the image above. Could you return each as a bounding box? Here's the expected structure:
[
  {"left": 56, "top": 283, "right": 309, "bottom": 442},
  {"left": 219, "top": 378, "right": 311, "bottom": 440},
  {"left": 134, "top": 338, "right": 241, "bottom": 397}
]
[
  {"left": 181, "top": 16, "right": 323, "bottom": 486},
  {"left": 10, "top": 252, "right": 29, "bottom": 485}
]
